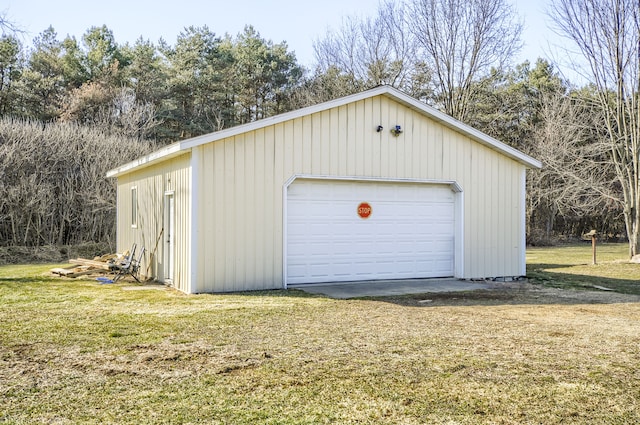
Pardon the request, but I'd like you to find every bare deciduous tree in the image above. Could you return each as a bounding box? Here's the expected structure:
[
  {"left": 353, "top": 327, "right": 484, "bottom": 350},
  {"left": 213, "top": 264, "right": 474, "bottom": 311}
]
[
  {"left": 550, "top": 0, "right": 640, "bottom": 257},
  {"left": 0, "top": 117, "right": 154, "bottom": 247},
  {"left": 527, "top": 92, "right": 623, "bottom": 243},
  {"left": 313, "top": 1, "right": 420, "bottom": 93},
  {"left": 0, "top": 12, "right": 22, "bottom": 35},
  {"left": 408, "top": 0, "right": 522, "bottom": 121}
]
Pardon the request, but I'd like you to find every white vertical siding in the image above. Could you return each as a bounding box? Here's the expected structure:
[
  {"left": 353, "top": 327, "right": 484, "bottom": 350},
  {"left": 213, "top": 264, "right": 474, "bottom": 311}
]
[
  {"left": 116, "top": 153, "right": 191, "bottom": 292},
  {"left": 191, "top": 94, "right": 527, "bottom": 292}
]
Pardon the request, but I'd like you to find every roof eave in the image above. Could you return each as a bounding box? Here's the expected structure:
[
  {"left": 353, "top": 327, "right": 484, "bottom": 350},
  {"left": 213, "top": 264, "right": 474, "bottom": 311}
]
[{"left": 105, "top": 142, "right": 187, "bottom": 178}]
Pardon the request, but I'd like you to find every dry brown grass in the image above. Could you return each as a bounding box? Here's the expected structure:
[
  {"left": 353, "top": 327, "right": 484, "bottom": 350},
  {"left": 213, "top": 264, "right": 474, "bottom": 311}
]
[{"left": 1, "top": 262, "right": 640, "bottom": 424}]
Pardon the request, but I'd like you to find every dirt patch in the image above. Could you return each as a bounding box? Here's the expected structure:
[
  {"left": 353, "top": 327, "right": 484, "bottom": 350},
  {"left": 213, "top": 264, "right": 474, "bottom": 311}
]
[{"left": 379, "top": 282, "right": 640, "bottom": 307}]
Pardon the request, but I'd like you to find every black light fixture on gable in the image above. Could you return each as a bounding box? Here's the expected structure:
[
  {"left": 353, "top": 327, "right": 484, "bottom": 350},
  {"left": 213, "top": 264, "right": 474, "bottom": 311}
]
[
  {"left": 391, "top": 125, "right": 402, "bottom": 136},
  {"left": 376, "top": 125, "right": 383, "bottom": 132}
]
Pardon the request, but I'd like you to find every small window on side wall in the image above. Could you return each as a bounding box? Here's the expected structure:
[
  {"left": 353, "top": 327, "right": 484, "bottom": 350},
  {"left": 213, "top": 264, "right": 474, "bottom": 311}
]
[{"left": 131, "top": 186, "right": 138, "bottom": 228}]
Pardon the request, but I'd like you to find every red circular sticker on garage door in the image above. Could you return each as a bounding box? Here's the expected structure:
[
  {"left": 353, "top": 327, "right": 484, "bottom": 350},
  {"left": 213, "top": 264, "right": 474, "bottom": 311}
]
[{"left": 357, "top": 202, "right": 372, "bottom": 219}]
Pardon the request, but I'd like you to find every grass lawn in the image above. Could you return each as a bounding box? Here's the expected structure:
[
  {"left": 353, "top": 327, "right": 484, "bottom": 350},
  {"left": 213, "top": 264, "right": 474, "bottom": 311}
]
[{"left": 1, "top": 247, "right": 640, "bottom": 424}]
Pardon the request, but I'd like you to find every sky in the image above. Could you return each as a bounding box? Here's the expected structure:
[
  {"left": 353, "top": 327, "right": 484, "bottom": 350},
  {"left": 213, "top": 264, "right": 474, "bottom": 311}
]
[{"left": 4, "top": 0, "right": 562, "bottom": 72}]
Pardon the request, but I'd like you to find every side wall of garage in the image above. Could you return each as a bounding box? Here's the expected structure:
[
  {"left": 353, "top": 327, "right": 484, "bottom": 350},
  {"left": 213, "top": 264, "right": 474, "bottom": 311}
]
[
  {"left": 116, "top": 153, "right": 192, "bottom": 293},
  {"left": 192, "top": 94, "right": 525, "bottom": 292}
]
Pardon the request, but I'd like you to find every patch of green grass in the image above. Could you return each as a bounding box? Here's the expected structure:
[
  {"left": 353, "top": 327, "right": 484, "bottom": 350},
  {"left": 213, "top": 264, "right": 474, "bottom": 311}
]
[
  {"left": 1, "top": 262, "right": 640, "bottom": 423},
  {"left": 527, "top": 243, "right": 640, "bottom": 294}
]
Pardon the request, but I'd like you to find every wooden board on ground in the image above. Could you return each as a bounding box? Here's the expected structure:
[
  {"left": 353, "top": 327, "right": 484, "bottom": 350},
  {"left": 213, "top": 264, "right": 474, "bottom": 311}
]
[
  {"left": 51, "top": 252, "right": 140, "bottom": 280},
  {"left": 52, "top": 255, "right": 117, "bottom": 278},
  {"left": 68, "top": 258, "right": 113, "bottom": 270},
  {"left": 94, "top": 253, "right": 117, "bottom": 262},
  {"left": 51, "top": 266, "right": 106, "bottom": 278}
]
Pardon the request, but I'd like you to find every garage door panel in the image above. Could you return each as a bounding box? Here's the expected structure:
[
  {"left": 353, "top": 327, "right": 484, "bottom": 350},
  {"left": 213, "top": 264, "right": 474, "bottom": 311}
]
[
  {"left": 433, "top": 239, "right": 454, "bottom": 251},
  {"left": 287, "top": 180, "right": 456, "bottom": 284},
  {"left": 333, "top": 243, "right": 353, "bottom": 255},
  {"left": 333, "top": 262, "right": 357, "bottom": 275},
  {"left": 309, "top": 263, "right": 330, "bottom": 277},
  {"left": 354, "top": 242, "right": 377, "bottom": 254},
  {"left": 396, "top": 261, "right": 418, "bottom": 273}
]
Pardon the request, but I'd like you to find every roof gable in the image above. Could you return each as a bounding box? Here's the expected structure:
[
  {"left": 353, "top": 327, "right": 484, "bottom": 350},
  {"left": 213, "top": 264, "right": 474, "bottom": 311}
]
[{"left": 107, "top": 86, "right": 541, "bottom": 177}]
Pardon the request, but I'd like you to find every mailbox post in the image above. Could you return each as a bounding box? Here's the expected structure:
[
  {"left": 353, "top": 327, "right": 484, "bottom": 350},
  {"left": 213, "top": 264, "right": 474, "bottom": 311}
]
[{"left": 584, "top": 230, "right": 597, "bottom": 265}]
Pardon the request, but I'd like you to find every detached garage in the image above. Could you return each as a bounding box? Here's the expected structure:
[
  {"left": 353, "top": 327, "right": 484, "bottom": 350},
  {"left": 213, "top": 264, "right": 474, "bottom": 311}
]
[{"left": 107, "top": 85, "right": 541, "bottom": 294}]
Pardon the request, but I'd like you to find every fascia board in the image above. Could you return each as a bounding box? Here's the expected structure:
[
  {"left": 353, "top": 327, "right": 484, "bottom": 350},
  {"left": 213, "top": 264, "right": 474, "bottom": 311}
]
[{"left": 105, "top": 142, "right": 187, "bottom": 178}]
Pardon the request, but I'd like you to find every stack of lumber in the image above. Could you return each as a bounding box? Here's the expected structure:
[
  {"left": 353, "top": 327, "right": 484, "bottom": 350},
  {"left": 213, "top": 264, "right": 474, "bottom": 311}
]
[{"left": 51, "top": 253, "right": 121, "bottom": 278}]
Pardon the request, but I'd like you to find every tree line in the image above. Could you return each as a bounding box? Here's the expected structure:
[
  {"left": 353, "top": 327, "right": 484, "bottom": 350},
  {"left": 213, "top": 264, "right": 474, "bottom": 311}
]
[
  {"left": 1, "top": 0, "right": 639, "bottom": 257},
  {"left": 0, "top": 24, "right": 302, "bottom": 141}
]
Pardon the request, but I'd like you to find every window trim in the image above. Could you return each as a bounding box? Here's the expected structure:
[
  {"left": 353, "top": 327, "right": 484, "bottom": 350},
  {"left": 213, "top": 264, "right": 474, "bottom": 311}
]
[{"left": 131, "top": 186, "right": 138, "bottom": 228}]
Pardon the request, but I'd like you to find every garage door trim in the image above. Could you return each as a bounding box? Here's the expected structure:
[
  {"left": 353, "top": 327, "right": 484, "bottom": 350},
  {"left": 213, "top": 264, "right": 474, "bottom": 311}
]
[{"left": 282, "top": 174, "right": 464, "bottom": 288}]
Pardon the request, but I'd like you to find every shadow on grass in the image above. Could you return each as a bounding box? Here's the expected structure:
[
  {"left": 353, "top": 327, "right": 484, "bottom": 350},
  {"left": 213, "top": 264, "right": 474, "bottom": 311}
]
[
  {"left": 186, "top": 288, "right": 325, "bottom": 299},
  {"left": 369, "top": 286, "right": 640, "bottom": 308},
  {"left": 368, "top": 264, "right": 640, "bottom": 307},
  {"left": 527, "top": 265, "right": 640, "bottom": 295},
  {"left": 0, "top": 277, "right": 61, "bottom": 284}
]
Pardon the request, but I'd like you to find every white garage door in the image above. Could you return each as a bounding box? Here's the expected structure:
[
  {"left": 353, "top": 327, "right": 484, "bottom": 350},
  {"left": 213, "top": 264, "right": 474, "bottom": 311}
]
[{"left": 286, "top": 179, "right": 456, "bottom": 284}]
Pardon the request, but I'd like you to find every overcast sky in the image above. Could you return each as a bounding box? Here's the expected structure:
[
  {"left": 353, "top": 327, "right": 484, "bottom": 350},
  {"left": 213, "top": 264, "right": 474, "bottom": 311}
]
[{"left": 4, "top": 0, "right": 558, "bottom": 70}]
